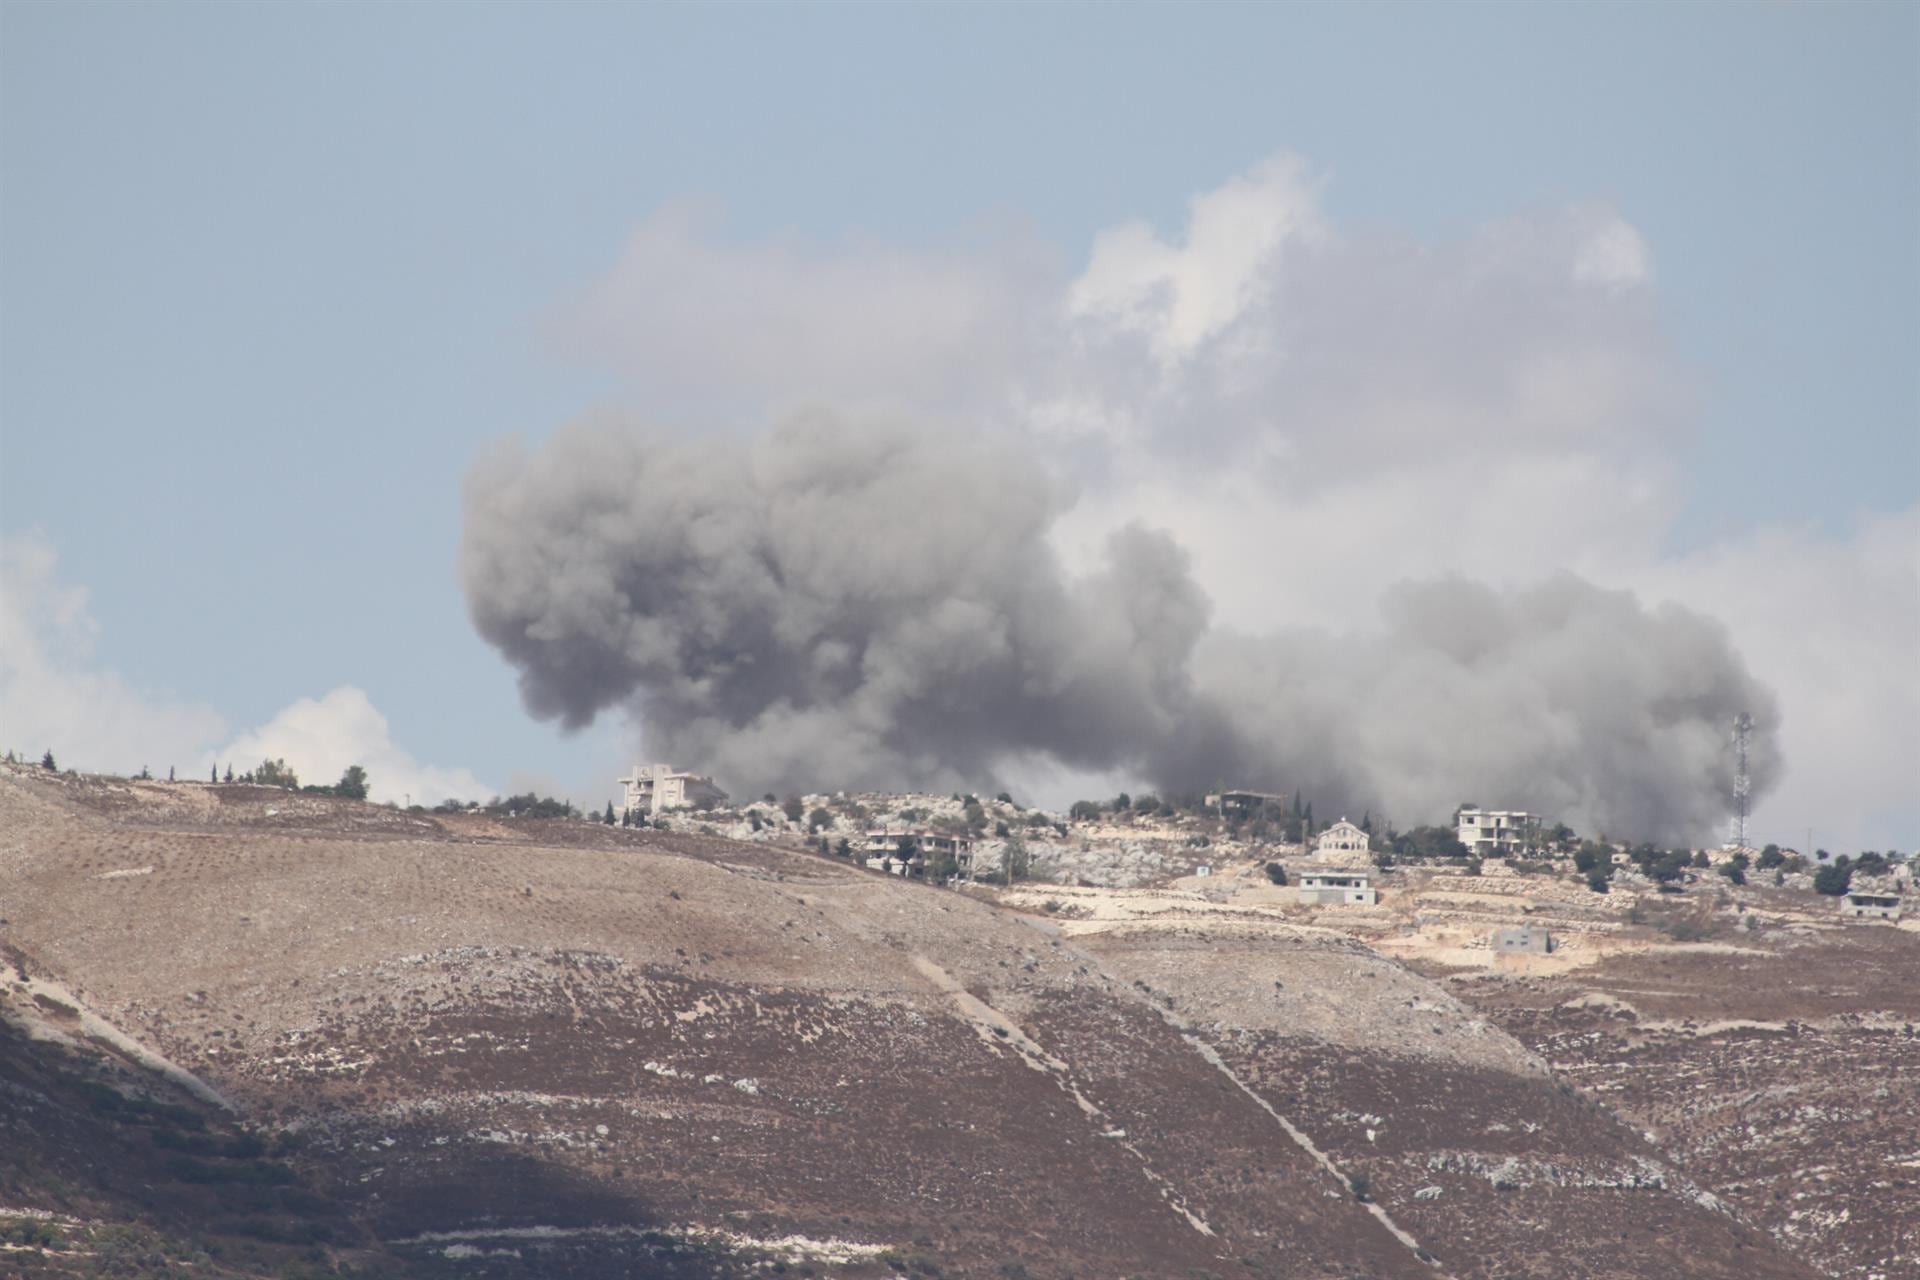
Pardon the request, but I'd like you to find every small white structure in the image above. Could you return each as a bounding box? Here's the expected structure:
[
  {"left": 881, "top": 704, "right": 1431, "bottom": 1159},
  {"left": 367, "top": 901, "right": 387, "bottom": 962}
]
[
  {"left": 1315, "top": 819, "right": 1370, "bottom": 859},
  {"left": 618, "top": 763, "right": 727, "bottom": 817},
  {"left": 1842, "top": 892, "right": 1902, "bottom": 921},
  {"left": 1491, "top": 925, "right": 1553, "bottom": 955},
  {"left": 1297, "top": 869, "right": 1377, "bottom": 907},
  {"left": 1194, "top": 863, "right": 1213, "bottom": 878},
  {"left": 1457, "top": 809, "right": 1540, "bottom": 858}
]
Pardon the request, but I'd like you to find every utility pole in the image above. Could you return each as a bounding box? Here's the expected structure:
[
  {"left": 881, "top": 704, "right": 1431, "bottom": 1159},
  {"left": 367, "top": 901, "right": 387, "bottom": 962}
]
[{"left": 1730, "top": 712, "right": 1753, "bottom": 850}]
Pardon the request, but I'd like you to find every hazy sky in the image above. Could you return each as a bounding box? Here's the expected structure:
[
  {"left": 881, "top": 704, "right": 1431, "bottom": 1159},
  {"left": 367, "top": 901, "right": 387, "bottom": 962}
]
[{"left": 2, "top": 3, "right": 1914, "bottom": 848}]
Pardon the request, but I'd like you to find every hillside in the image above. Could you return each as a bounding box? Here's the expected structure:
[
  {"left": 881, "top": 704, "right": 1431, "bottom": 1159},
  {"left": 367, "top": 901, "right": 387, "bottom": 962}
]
[{"left": 0, "top": 765, "right": 1842, "bottom": 1278}]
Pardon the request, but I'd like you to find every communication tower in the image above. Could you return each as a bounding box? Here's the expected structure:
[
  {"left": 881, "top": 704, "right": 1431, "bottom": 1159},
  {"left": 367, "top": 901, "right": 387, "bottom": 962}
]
[{"left": 1730, "top": 712, "right": 1753, "bottom": 850}]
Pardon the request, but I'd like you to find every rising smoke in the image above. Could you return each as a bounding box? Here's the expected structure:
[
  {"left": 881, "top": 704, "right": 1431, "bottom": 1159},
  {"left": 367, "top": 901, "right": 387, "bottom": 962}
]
[{"left": 461, "top": 411, "right": 1779, "bottom": 843}]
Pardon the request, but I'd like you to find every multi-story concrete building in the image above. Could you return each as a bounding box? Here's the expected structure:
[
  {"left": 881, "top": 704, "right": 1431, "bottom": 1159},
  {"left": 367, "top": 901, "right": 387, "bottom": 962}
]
[
  {"left": 1204, "top": 789, "right": 1287, "bottom": 817},
  {"left": 862, "top": 829, "right": 978, "bottom": 878},
  {"left": 618, "top": 763, "right": 728, "bottom": 817},
  {"left": 1456, "top": 808, "right": 1540, "bottom": 858}
]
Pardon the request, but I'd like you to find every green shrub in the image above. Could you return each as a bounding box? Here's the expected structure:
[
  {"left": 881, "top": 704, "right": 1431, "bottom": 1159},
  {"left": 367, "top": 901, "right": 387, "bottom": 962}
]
[
  {"left": 0, "top": 1218, "right": 64, "bottom": 1248},
  {"left": 1813, "top": 862, "right": 1853, "bottom": 896},
  {"left": 1656, "top": 915, "right": 1721, "bottom": 942}
]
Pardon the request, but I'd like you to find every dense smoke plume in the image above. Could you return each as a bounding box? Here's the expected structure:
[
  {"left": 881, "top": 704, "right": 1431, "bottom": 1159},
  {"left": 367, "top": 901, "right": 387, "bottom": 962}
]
[{"left": 462, "top": 412, "right": 1779, "bottom": 843}]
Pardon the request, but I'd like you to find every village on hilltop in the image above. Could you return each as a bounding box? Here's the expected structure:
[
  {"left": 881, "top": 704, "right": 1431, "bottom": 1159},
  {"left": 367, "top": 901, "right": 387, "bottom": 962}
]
[
  {"left": 588, "top": 760, "right": 1911, "bottom": 942},
  {"left": 6, "top": 745, "right": 1908, "bottom": 971}
]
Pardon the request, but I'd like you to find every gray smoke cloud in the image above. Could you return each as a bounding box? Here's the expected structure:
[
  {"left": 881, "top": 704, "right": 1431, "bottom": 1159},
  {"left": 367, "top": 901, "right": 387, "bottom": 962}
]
[{"left": 461, "top": 411, "right": 1779, "bottom": 843}]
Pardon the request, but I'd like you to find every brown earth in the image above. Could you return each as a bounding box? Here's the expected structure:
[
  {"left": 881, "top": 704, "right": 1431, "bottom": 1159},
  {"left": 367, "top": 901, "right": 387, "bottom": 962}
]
[
  {"left": 1438, "top": 931, "right": 1920, "bottom": 1280},
  {"left": 0, "top": 765, "right": 1834, "bottom": 1278}
]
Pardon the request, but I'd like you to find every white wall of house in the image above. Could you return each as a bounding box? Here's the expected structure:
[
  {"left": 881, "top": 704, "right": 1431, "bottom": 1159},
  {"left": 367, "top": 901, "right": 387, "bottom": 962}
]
[
  {"left": 1316, "top": 820, "right": 1369, "bottom": 857},
  {"left": 1297, "top": 872, "right": 1377, "bottom": 906},
  {"left": 1457, "top": 809, "right": 1538, "bottom": 857}
]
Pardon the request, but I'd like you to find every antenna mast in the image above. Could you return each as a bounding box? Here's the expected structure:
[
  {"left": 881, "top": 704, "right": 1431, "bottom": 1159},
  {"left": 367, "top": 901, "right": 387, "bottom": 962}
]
[{"left": 1731, "top": 712, "right": 1753, "bottom": 850}]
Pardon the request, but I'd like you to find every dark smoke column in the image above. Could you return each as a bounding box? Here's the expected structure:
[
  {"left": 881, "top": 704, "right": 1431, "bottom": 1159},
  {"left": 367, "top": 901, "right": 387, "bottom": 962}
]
[
  {"left": 458, "top": 411, "right": 1210, "bottom": 798},
  {"left": 460, "top": 412, "right": 1781, "bottom": 845}
]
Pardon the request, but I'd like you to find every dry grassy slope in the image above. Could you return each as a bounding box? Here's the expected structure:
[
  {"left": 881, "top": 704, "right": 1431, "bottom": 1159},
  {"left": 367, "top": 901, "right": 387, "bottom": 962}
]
[
  {"left": 1443, "top": 935, "right": 1920, "bottom": 1280},
  {"left": 0, "top": 767, "right": 1817, "bottom": 1279}
]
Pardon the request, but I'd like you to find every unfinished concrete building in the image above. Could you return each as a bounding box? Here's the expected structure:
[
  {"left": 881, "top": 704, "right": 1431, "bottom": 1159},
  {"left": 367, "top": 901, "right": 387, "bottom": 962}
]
[
  {"left": 1842, "top": 892, "right": 1903, "bottom": 921},
  {"left": 618, "top": 763, "right": 728, "bottom": 817},
  {"left": 862, "top": 829, "right": 977, "bottom": 878},
  {"left": 1205, "top": 789, "right": 1287, "bottom": 817}
]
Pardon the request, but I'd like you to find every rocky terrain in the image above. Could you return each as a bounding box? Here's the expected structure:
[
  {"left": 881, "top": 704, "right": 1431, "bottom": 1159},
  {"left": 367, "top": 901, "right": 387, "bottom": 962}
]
[
  {"left": 1438, "top": 932, "right": 1919, "bottom": 1280},
  {"left": 0, "top": 763, "right": 1892, "bottom": 1278}
]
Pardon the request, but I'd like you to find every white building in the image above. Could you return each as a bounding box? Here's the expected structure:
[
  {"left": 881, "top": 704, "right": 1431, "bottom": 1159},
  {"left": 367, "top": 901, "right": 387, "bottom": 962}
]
[
  {"left": 1297, "top": 869, "right": 1377, "bottom": 907},
  {"left": 1456, "top": 809, "right": 1540, "bottom": 858},
  {"left": 1315, "top": 819, "right": 1370, "bottom": 859},
  {"left": 618, "top": 763, "right": 728, "bottom": 817}
]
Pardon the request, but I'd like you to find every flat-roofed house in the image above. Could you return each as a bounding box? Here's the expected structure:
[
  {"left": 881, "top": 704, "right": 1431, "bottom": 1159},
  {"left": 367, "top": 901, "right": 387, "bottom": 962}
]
[
  {"left": 862, "top": 829, "right": 976, "bottom": 878},
  {"left": 618, "top": 764, "right": 728, "bottom": 817},
  {"left": 1843, "top": 892, "right": 1903, "bottom": 920},
  {"left": 1204, "top": 789, "right": 1287, "bottom": 817},
  {"left": 1456, "top": 809, "right": 1540, "bottom": 858},
  {"left": 1297, "top": 869, "right": 1377, "bottom": 907}
]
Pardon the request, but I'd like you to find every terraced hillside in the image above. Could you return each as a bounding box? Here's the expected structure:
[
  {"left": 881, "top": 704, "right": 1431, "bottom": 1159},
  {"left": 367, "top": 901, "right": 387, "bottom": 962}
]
[
  {"left": 1442, "top": 931, "right": 1920, "bottom": 1280},
  {"left": 0, "top": 765, "right": 1821, "bottom": 1278}
]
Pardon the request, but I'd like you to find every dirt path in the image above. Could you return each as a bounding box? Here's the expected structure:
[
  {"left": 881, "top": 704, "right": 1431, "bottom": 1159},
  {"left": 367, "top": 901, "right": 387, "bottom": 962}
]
[
  {"left": 12, "top": 972, "right": 234, "bottom": 1112},
  {"left": 1170, "top": 1023, "right": 1453, "bottom": 1274},
  {"left": 908, "top": 954, "right": 1219, "bottom": 1240}
]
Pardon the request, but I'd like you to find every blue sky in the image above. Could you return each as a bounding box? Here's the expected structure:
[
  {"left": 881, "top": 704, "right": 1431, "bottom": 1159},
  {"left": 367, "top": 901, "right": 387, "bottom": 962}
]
[{"left": 2, "top": 2, "right": 1914, "bottom": 845}]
